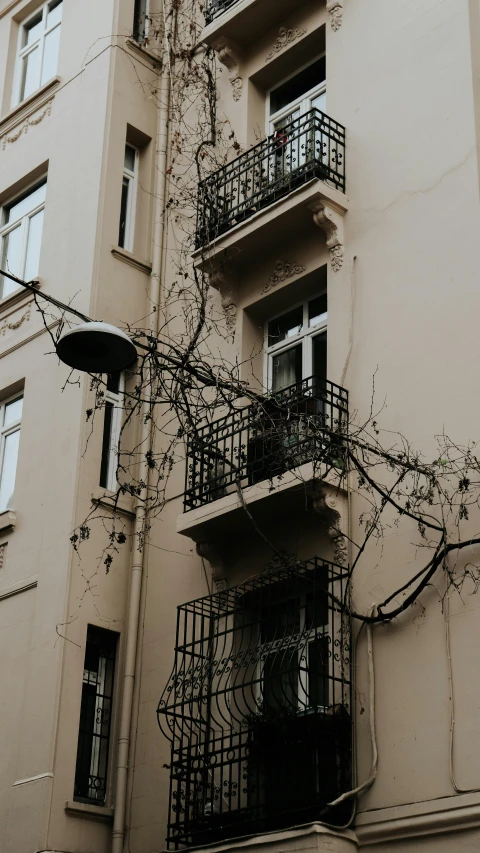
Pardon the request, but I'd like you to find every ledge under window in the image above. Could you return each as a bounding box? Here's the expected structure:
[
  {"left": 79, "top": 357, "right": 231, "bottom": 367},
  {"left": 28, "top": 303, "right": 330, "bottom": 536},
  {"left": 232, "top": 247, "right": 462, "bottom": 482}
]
[
  {"left": 111, "top": 246, "right": 152, "bottom": 275},
  {"left": 0, "top": 77, "right": 60, "bottom": 133},
  {"left": 0, "top": 510, "right": 16, "bottom": 536},
  {"left": 65, "top": 800, "right": 114, "bottom": 823}
]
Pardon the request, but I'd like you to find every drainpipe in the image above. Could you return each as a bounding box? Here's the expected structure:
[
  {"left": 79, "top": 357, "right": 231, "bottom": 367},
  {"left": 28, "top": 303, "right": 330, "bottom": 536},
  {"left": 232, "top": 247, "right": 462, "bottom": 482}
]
[{"left": 112, "top": 27, "right": 171, "bottom": 853}]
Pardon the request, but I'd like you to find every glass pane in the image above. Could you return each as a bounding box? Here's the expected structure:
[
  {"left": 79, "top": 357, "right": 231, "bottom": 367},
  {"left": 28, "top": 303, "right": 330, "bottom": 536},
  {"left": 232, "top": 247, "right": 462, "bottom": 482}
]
[
  {"left": 4, "top": 397, "right": 23, "bottom": 427},
  {"left": 100, "top": 402, "right": 114, "bottom": 488},
  {"left": 47, "top": 0, "right": 63, "bottom": 30},
  {"left": 270, "top": 56, "right": 326, "bottom": 115},
  {"left": 272, "top": 344, "right": 302, "bottom": 393},
  {"left": 24, "top": 209, "right": 44, "bottom": 280},
  {"left": 1, "top": 225, "right": 23, "bottom": 298},
  {"left": 311, "top": 91, "right": 326, "bottom": 114},
  {"left": 21, "top": 46, "right": 40, "bottom": 100},
  {"left": 106, "top": 372, "right": 121, "bottom": 394},
  {"left": 0, "top": 429, "right": 20, "bottom": 511},
  {"left": 308, "top": 294, "right": 327, "bottom": 326},
  {"left": 268, "top": 306, "right": 303, "bottom": 347},
  {"left": 133, "top": 0, "right": 148, "bottom": 42},
  {"left": 23, "top": 14, "right": 43, "bottom": 47},
  {"left": 118, "top": 178, "right": 129, "bottom": 248},
  {"left": 308, "top": 636, "right": 329, "bottom": 708},
  {"left": 313, "top": 332, "right": 327, "bottom": 380},
  {"left": 124, "top": 144, "right": 136, "bottom": 172},
  {"left": 41, "top": 24, "right": 61, "bottom": 85},
  {"left": 263, "top": 653, "right": 299, "bottom": 711},
  {"left": 6, "top": 184, "right": 46, "bottom": 224}
]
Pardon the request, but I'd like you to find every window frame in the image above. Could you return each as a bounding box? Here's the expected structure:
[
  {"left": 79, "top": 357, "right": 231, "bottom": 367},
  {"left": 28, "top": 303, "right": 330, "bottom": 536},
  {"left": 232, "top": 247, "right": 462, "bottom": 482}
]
[
  {"left": 0, "top": 180, "right": 47, "bottom": 300},
  {"left": 118, "top": 144, "right": 139, "bottom": 253},
  {"left": 264, "top": 293, "right": 328, "bottom": 392},
  {"left": 266, "top": 53, "right": 327, "bottom": 135},
  {"left": 99, "top": 373, "right": 125, "bottom": 492},
  {"left": 133, "top": 0, "right": 150, "bottom": 45},
  {"left": 0, "top": 392, "right": 23, "bottom": 513},
  {"left": 73, "top": 625, "right": 118, "bottom": 806},
  {"left": 13, "top": 0, "right": 63, "bottom": 107}
]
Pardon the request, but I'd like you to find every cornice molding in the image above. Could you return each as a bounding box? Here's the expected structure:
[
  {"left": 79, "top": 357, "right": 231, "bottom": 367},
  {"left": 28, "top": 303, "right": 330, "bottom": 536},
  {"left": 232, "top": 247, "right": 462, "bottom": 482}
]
[{"left": 356, "top": 792, "right": 480, "bottom": 845}]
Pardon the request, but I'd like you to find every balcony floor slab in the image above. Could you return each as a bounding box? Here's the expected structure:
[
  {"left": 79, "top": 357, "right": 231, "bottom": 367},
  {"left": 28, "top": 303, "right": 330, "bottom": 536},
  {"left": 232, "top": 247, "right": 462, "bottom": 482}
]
[{"left": 185, "top": 822, "right": 357, "bottom": 853}]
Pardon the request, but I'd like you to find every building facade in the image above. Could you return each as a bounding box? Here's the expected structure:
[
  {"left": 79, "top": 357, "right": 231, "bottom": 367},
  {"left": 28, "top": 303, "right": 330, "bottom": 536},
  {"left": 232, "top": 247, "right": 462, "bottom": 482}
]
[{"left": 1, "top": 0, "right": 480, "bottom": 852}]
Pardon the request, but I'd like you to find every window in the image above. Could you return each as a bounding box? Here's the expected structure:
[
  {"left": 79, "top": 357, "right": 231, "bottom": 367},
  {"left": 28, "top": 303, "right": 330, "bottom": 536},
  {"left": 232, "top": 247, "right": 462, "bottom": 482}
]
[
  {"left": 118, "top": 144, "right": 138, "bottom": 251},
  {"left": 14, "top": 0, "right": 62, "bottom": 105},
  {"left": 133, "top": 0, "right": 149, "bottom": 44},
  {"left": 0, "top": 182, "right": 46, "bottom": 299},
  {"left": 74, "top": 625, "right": 117, "bottom": 805},
  {"left": 265, "top": 293, "right": 327, "bottom": 393},
  {"left": 0, "top": 395, "right": 23, "bottom": 513},
  {"left": 99, "top": 372, "right": 124, "bottom": 491},
  {"left": 268, "top": 56, "right": 326, "bottom": 133}
]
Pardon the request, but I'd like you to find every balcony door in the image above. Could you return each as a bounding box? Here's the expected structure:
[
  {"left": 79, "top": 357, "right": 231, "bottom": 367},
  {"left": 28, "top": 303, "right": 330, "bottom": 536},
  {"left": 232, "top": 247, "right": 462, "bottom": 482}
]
[
  {"left": 267, "top": 56, "right": 327, "bottom": 179},
  {"left": 265, "top": 293, "right": 328, "bottom": 394}
]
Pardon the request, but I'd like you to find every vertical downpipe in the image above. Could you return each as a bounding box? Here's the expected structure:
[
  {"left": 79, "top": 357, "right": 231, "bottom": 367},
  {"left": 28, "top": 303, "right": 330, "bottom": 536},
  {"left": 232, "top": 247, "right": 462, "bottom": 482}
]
[{"left": 112, "top": 16, "right": 171, "bottom": 852}]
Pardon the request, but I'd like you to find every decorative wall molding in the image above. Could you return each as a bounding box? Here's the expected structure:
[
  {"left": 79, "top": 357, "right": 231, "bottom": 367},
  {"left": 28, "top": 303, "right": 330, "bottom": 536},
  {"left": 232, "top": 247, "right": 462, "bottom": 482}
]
[
  {"left": 326, "top": 0, "right": 343, "bottom": 31},
  {"left": 261, "top": 260, "right": 306, "bottom": 294},
  {"left": 196, "top": 541, "right": 227, "bottom": 592},
  {"left": 0, "top": 304, "right": 31, "bottom": 337},
  {"left": 310, "top": 200, "right": 345, "bottom": 271},
  {"left": 0, "top": 576, "right": 39, "bottom": 603},
  {"left": 0, "top": 544, "right": 6, "bottom": 571},
  {"left": 217, "top": 42, "right": 243, "bottom": 101},
  {"left": 311, "top": 483, "right": 348, "bottom": 565},
  {"left": 207, "top": 269, "right": 237, "bottom": 337},
  {"left": 265, "top": 26, "right": 307, "bottom": 62},
  {"left": 1, "top": 98, "right": 53, "bottom": 150}
]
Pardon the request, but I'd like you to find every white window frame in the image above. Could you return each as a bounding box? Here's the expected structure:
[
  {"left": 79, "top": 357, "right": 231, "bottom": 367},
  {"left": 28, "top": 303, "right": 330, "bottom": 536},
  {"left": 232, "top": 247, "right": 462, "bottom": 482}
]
[
  {"left": 266, "top": 53, "right": 327, "bottom": 135},
  {"left": 264, "top": 293, "right": 328, "bottom": 392},
  {"left": 118, "top": 144, "right": 139, "bottom": 253},
  {"left": 0, "top": 393, "right": 23, "bottom": 513},
  {"left": 0, "top": 181, "right": 47, "bottom": 300},
  {"left": 100, "top": 374, "right": 125, "bottom": 492},
  {"left": 12, "top": 0, "right": 63, "bottom": 107}
]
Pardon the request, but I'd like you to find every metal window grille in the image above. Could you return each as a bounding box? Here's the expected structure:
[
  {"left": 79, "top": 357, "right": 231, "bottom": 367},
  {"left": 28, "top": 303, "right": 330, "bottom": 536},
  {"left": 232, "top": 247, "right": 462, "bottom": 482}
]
[
  {"left": 195, "top": 109, "right": 345, "bottom": 248},
  {"left": 183, "top": 376, "right": 348, "bottom": 512},
  {"left": 74, "top": 625, "right": 117, "bottom": 804},
  {"left": 204, "top": 0, "right": 240, "bottom": 25},
  {"left": 158, "top": 557, "right": 352, "bottom": 849}
]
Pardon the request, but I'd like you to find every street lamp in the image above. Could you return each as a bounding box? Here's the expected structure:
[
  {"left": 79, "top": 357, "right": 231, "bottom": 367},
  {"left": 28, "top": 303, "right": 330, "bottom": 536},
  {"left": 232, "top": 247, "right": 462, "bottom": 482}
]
[{"left": 56, "top": 321, "right": 137, "bottom": 373}]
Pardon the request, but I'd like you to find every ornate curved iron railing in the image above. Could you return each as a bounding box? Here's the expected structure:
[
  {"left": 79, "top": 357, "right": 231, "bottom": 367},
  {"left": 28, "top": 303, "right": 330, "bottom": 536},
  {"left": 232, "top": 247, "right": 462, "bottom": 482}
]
[
  {"left": 183, "top": 376, "right": 348, "bottom": 512},
  {"left": 195, "top": 109, "right": 346, "bottom": 248},
  {"left": 158, "top": 557, "right": 352, "bottom": 849},
  {"left": 204, "top": 0, "right": 239, "bottom": 24}
]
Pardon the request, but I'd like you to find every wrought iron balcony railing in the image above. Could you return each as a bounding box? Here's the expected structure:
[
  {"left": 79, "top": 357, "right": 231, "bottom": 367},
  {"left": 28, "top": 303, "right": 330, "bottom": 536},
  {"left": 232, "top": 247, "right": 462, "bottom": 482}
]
[
  {"left": 158, "top": 556, "right": 352, "bottom": 849},
  {"left": 195, "top": 109, "right": 345, "bottom": 248},
  {"left": 205, "top": 0, "right": 239, "bottom": 25},
  {"left": 183, "top": 376, "right": 348, "bottom": 512}
]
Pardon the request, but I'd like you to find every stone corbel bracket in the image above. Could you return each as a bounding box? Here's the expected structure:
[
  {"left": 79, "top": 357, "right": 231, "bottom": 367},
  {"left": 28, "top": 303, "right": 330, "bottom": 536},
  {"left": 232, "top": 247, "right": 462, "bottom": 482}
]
[
  {"left": 215, "top": 40, "right": 243, "bottom": 102},
  {"left": 310, "top": 482, "right": 348, "bottom": 566},
  {"left": 326, "top": 0, "right": 343, "bottom": 31},
  {"left": 309, "top": 199, "right": 345, "bottom": 272},
  {"left": 196, "top": 541, "right": 227, "bottom": 592},
  {"left": 207, "top": 268, "right": 237, "bottom": 339}
]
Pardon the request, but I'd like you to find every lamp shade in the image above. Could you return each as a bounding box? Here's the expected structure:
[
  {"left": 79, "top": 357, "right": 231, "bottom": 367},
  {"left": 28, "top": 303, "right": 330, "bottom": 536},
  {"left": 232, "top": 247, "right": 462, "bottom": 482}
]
[{"left": 56, "top": 321, "right": 137, "bottom": 373}]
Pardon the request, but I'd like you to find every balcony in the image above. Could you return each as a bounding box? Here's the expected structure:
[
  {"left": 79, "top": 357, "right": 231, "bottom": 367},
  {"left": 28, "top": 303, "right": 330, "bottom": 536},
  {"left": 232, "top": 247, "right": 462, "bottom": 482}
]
[
  {"left": 195, "top": 109, "right": 346, "bottom": 250},
  {"left": 205, "top": 0, "right": 238, "bottom": 25},
  {"left": 158, "top": 556, "right": 352, "bottom": 849},
  {"left": 183, "top": 376, "right": 348, "bottom": 513}
]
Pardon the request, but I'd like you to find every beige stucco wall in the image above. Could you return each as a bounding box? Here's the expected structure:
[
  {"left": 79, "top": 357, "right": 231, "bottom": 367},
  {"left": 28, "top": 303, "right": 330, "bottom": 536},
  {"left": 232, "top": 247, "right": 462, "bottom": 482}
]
[{"left": 2, "top": 0, "right": 480, "bottom": 852}]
